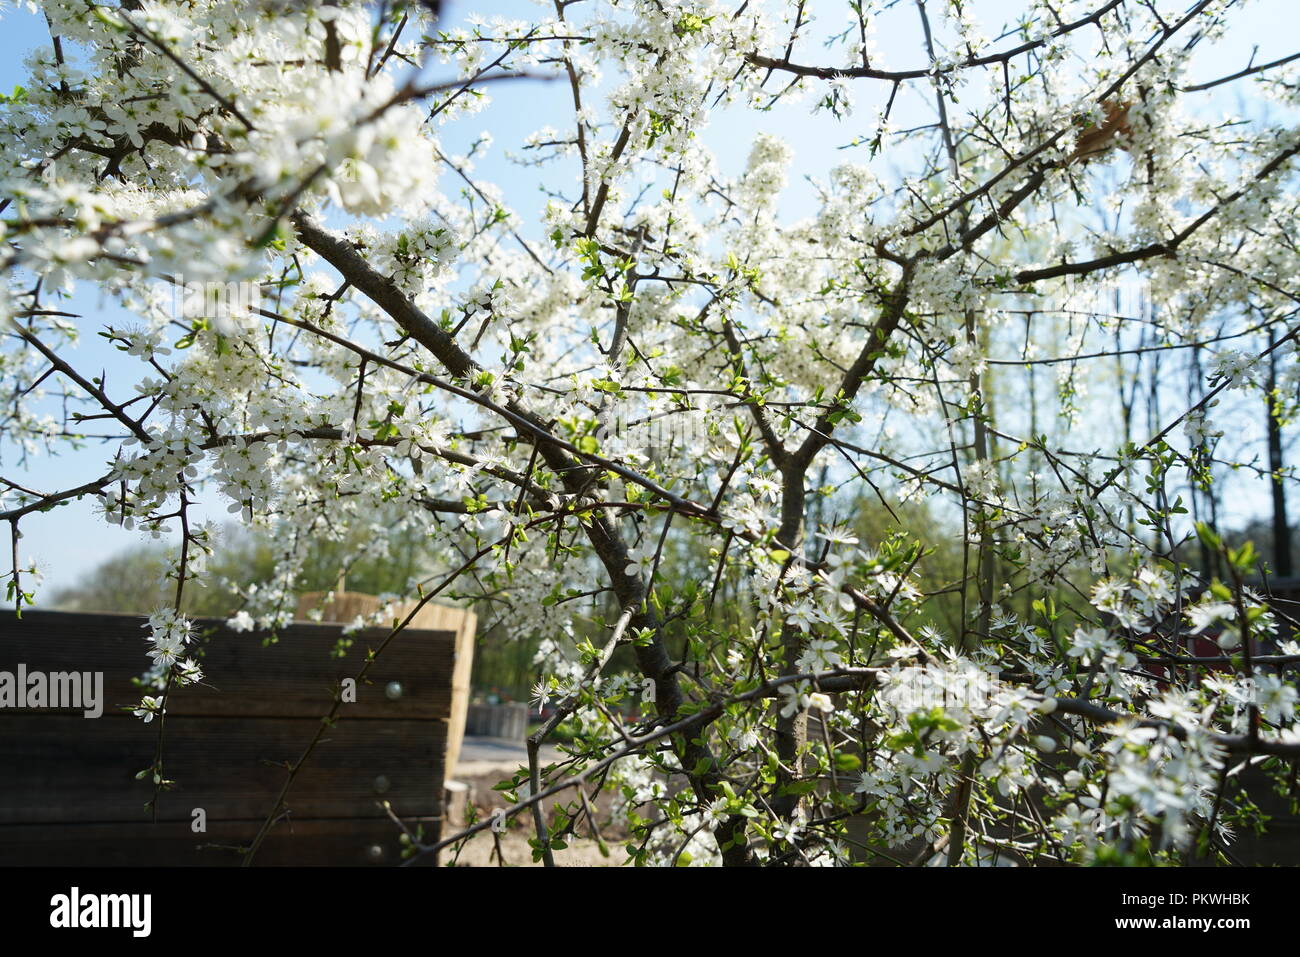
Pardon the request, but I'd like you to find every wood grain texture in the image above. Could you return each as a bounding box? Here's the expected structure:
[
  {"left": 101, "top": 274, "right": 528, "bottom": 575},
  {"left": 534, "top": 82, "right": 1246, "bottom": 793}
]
[
  {"left": 0, "top": 610, "right": 456, "bottom": 718},
  {"left": 0, "top": 611, "right": 456, "bottom": 865},
  {"left": 0, "top": 817, "right": 439, "bottom": 866},
  {"left": 0, "top": 715, "right": 444, "bottom": 823}
]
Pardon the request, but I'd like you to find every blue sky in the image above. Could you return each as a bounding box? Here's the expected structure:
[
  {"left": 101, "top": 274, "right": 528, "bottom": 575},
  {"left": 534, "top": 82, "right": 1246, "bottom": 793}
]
[{"left": 0, "top": 0, "right": 1295, "bottom": 596}]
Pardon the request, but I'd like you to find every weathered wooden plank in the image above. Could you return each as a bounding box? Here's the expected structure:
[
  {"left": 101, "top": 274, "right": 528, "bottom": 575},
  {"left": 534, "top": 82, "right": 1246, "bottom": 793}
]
[
  {"left": 294, "top": 594, "right": 477, "bottom": 771},
  {"left": 0, "top": 611, "right": 455, "bottom": 719},
  {"left": 445, "top": 610, "right": 477, "bottom": 781},
  {"left": 1224, "top": 823, "right": 1300, "bottom": 866},
  {"left": 0, "top": 610, "right": 455, "bottom": 865},
  {"left": 0, "top": 817, "right": 440, "bottom": 866},
  {"left": 0, "top": 715, "right": 445, "bottom": 824}
]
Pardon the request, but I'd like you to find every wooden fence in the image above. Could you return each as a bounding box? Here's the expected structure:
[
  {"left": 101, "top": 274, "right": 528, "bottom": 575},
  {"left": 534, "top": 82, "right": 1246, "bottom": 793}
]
[{"left": 0, "top": 609, "right": 467, "bottom": 866}]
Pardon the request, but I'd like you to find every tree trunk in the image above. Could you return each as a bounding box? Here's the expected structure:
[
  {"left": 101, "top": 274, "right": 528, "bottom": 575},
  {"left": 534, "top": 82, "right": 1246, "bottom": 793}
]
[{"left": 1268, "top": 338, "right": 1291, "bottom": 576}]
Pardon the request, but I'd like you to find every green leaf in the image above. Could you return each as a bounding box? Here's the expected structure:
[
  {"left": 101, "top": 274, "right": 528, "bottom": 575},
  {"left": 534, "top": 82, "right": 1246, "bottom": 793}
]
[
  {"left": 1194, "top": 522, "right": 1222, "bottom": 550},
  {"left": 834, "top": 752, "right": 862, "bottom": 772}
]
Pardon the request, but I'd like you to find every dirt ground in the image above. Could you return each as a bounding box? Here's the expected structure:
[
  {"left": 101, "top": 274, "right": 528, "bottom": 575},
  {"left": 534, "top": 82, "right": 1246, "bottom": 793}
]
[
  {"left": 439, "top": 828, "right": 624, "bottom": 867},
  {"left": 443, "top": 741, "right": 626, "bottom": 866}
]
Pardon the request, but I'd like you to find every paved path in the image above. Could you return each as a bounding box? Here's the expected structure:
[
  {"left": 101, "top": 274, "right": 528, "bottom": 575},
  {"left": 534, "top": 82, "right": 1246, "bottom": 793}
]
[{"left": 455, "top": 735, "right": 560, "bottom": 777}]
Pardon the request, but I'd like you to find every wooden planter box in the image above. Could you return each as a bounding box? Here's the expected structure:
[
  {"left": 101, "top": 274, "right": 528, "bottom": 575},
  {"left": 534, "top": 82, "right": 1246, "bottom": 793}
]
[{"left": 0, "top": 610, "right": 466, "bottom": 866}]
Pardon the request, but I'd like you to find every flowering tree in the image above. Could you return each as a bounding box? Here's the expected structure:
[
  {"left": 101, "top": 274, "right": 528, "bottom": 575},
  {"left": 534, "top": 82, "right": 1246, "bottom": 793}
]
[{"left": 3, "top": 0, "right": 1300, "bottom": 866}]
